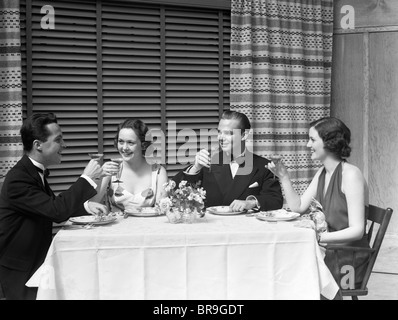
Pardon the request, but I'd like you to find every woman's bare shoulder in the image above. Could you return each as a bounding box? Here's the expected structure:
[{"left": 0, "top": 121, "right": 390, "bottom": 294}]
[
  {"left": 342, "top": 162, "right": 365, "bottom": 181},
  {"left": 342, "top": 162, "right": 363, "bottom": 174}
]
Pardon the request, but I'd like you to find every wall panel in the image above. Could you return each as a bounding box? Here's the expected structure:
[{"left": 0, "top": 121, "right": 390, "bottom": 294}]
[
  {"left": 369, "top": 32, "right": 398, "bottom": 234},
  {"left": 331, "top": 33, "right": 365, "bottom": 171},
  {"left": 332, "top": 0, "right": 398, "bottom": 240}
]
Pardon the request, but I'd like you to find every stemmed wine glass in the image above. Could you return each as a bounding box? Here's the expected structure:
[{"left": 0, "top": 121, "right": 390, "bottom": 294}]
[
  {"left": 269, "top": 154, "right": 283, "bottom": 179},
  {"left": 88, "top": 153, "right": 104, "bottom": 161},
  {"left": 110, "top": 158, "right": 124, "bottom": 196},
  {"left": 208, "top": 144, "right": 219, "bottom": 173}
]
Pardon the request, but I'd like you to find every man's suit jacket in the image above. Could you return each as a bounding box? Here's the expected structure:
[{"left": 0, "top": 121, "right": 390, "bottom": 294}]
[
  {"left": 0, "top": 155, "right": 96, "bottom": 284},
  {"left": 173, "top": 152, "right": 283, "bottom": 211}
]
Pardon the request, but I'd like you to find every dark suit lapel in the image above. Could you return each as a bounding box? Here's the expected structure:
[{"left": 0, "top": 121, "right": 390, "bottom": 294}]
[
  {"left": 44, "top": 178, "right": 55, "bottom": 198},
  {"left": 223, "top": 165, "right": 257, "bottom": 205},
  {"left": 209, "top": 151, "right": 232, "bottom": 197},
  {"left": 223, "top": 152, "right": 257, "bottom": 205},
  {"left": 211, "top": 163, "right": 233, "bottom": 197}
]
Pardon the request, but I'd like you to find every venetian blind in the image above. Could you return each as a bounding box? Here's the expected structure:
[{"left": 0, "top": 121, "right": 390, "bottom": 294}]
[{"left": 20, "top": 0, "right": 230, "bottom": 193}]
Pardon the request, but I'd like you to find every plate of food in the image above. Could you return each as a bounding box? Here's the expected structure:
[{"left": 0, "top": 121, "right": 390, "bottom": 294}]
[
  {"left": 206, "top": 206, "right": 246, "bottom": 215},
  {"left": 124, "top": 207, "right": 161, "bottom": 217},
  {"left": 69, "top": 215, "right": 117, "bottom": 225},
  {"left": 255, "top": 209, "right": 300, "bottom": 222}
]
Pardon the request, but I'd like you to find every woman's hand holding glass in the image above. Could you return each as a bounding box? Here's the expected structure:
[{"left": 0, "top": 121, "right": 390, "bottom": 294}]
[
  {"left": 102, "top": 160, "right": 122, "bottom": 177},
  {"left": 102, "top": 158, "right": 124, "bottom": 196},
  {"left": 267, "top": 156, "right": 289, "bottom": 180},
  {"left": 110, "top": 158, "right": 123, "bottom": 183}
]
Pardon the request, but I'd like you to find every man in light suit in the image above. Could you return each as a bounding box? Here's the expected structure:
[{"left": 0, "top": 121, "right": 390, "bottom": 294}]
[
  {"left": 173, "top": 110, "right": 283, "bottom": 212},
  {"left": 0, "top": 113, "right": 106, "bottom": 300}
]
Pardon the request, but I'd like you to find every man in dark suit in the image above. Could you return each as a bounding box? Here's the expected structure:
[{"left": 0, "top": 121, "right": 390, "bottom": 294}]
[
  {"left": 0, "top": 113, "right": 106, "bottom": 300},
  {"left": 173, "top": 110, "right": 283, "bottom": 212}
]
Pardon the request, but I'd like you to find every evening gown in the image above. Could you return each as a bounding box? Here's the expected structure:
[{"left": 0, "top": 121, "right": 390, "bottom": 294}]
[
  {"left": 107, "top": 164, "right": 161, "bottom": 211},
  {"left": 316, "top": 161, "right": 370, "bottom": 289}
]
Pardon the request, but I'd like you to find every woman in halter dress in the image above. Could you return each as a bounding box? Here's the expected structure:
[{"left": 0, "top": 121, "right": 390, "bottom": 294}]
[
  {"left": 268, "top": 117, "right": 369, "bottom": 298},
  {"left": 88, "top": 118, "right": 168, "bottom": 212}
]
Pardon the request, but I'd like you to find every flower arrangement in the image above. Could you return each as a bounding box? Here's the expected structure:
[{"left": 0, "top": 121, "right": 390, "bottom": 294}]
[
  {"left": 308, "top": 198, "right": 328, "bottom": 234},
  {"left": 159, "top": 180, "right": 206, "bottom": 223},
  {"left": 294, "top": 198, "right": 328, "bottom": 242}
]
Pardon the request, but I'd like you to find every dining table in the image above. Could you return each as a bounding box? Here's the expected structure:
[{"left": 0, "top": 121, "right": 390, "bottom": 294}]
[{"left": 26, "top": 211, "right": 339, "bottom": 300}]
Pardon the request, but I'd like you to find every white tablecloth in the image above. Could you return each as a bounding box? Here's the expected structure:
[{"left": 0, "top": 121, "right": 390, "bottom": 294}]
[{"left": 27, "top": 213, "right": 339, "bottom": 300}]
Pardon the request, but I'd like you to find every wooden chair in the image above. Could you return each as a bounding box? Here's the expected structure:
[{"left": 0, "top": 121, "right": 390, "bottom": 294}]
[{"left": 325, "top": 205, "right": 393, "bottom": 300}]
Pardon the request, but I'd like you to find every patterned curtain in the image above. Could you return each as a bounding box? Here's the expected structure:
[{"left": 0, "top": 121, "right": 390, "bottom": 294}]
[
  {"left": 0, "top": 0, "right": 23, "bottom": 190},
  {"left": 230, "top": 0, "right": 333, "bottom": 197}
]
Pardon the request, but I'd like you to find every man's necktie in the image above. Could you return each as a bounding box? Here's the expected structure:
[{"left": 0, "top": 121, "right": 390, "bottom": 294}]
[
  {"left": 35, "top": 166, "right": 50, "bottom": 178},
  {"left": 230, "top": 155, "right": 245, "bottom": 179}
]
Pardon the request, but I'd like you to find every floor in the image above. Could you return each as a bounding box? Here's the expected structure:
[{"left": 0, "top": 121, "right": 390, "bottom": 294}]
[{"left": 359, "top": 272, "right": 398, "bottom": 300}]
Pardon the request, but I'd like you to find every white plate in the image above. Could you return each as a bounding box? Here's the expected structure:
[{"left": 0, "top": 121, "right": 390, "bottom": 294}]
[
  {"left": 124, "top": 207, "right": 161, "bottom": 217},
  {"left": 255, "top": 209, "right": 300, "bottom": 222},
  {"left": 206, "top": 206, "right": 246, "bottom": 215},
  {"left": 69, "top": 215, "right": 117, "bottom": 225}
]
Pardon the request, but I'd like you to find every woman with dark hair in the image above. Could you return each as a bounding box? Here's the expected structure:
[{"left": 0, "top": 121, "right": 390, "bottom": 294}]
[
  {"left": 268, "top": 117, "right": 369, "bottom": 296},
  {"left": 89, "top": 119, "right": 168, "bottom": 211}
]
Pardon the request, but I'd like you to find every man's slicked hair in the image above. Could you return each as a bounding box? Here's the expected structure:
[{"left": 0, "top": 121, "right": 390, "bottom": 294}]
[
  {"left": 20, "top": 113, "right": 58, "bottom": 152},
  {"left": 221, "top": 110, "right": 251, "bottom": 131}
]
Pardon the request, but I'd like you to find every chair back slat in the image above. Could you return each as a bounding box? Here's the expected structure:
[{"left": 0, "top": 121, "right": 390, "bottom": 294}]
[
  {"left": 366, "top": 222, "right": 374, "bottom": 244},
  {"left": 359, "top": 205, "right": 393, "bottom": 290},
  {"left": 368, "top": 205, "right": 390, "bottom": 225}
]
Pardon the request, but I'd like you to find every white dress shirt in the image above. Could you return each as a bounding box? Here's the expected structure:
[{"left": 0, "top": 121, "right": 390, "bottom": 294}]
[{"left": 29, "top": 157, "right": 46, "bottom": 185}]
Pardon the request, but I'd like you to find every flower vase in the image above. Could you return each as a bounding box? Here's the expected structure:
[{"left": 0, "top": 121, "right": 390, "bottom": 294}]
[
  {"left": 182, "top": 208, "right": 196, "bottom": 224},
  {"left": 166, "top": 208, "right": 183, "bottom": 224}
]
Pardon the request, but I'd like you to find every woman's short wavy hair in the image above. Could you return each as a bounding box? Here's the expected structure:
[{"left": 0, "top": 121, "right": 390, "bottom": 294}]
[
  {"left": 114, "top": 118, "right": 152, "bottom": 152},
  {"left": 310, "top": 117, "right": 351, "bottom": 159}
]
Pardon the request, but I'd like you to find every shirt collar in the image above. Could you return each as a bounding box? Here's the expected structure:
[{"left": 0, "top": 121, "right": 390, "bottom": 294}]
[
  {"left": 231, "top": 151, "right": 246, "bottom": 165},
  {"left": 28, "top": 156, "right": 46, "bottom": 171}
]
